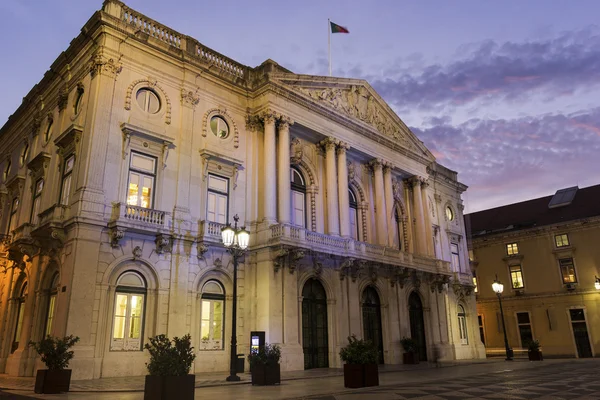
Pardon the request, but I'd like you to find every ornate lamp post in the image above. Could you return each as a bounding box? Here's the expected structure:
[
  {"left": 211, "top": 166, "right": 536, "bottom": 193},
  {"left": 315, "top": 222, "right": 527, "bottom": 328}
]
[
  {"left": 595, "top": 276, "right": 600, "bottom": 290},
  {"left": 492, "top": 275, "right": 513, "bottom": 361},
  {"left": 221, "top": 214, "right": 249, "bottom": 382}
]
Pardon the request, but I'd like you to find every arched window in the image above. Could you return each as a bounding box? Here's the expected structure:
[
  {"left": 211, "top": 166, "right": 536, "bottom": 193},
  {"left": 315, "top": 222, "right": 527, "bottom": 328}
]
[
  {"left": 291, "top": 167, "right": 306, "bottom": 228},
  {"left": 458, "top": 305, "right": 468, "bottom": 345},
  {"left": 20, "top": 143, "right": 29, "bottom": 167},
  {"left": 200, "top": 280, "right": 225, "bottom": 350},
  {"left": 74, "top": 86, "right": 84, "bottom": 115},
  {"left": 111, "top": 271, "right": 146, "bottom": 351},
  {"left": 12, "top": 282, "right": 28, "bottom": 353},
  {"left": 44, "top": 118, "right": 53, "bottom": 142},
  {"left": 45, "top": 273, "right": 59, "bottom": 337},
  {"left": 349, "top": 188, "right": 359, "bottom": 240},
  {"left": 394, "top": 207, "right": 402, "bottom": 250}
]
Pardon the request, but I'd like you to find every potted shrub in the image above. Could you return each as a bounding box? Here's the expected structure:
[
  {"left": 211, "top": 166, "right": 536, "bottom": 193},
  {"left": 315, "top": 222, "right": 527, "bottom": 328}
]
[
  {"left": 29, "top": 335, "right": 80, "bottom": 394},
  {"left": 248, "top": 343, "right": 281, "bottom": 385},
  {"left": 339, "top": 335, "right": 379, "bottom": 388},
  {"left": 527, "top": 339, "right": 543, "bottom": 361},
  {"left": 144, "top": 334, "right": 196, "bottom": 400},
  {"left": 400, "top": 337, "right": 419, "bottom": 364}
]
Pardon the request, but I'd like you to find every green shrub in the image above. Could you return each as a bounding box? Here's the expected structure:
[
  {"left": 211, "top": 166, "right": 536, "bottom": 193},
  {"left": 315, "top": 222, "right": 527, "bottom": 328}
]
[
  {"left": 247, "top": 344, "right": 281, "bottom": 366},
  {"left": 144, "top": 334, "right": 196, "bottom": 376},
  {"left": 339, "top": 335, "right": 378, "bottom": 365},
  {"left": 28, "top": 335, "right": 80, "bottom": 371},
  {"left": 400, "top": 337, "right": 418, "bottom": 353},
  {"left": 526, "top": 339, "right": 541, "bottom": 352}
]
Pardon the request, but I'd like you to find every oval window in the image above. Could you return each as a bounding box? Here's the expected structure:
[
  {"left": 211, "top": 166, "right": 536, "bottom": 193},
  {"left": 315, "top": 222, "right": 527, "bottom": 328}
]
[
  {"left": 74, "top": 88, "right": 84, "bottom": 114},
  {"left": 210, "top": 116, "right": 229, "bottom": 139},
  {"left": 446, "top": 206, "right": 454, "bottom": 221},
  {"left": 45, "top": 119, "right": 53, "bottom": 142},
  {"left": 136, "top": 88, "right": 161, "bottom": 114}
]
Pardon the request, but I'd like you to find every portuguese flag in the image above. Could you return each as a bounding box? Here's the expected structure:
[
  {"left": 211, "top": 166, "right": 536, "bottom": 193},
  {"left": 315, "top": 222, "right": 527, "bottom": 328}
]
[{"left": 330, "top": 21, "right": 349, "bottom": 34}]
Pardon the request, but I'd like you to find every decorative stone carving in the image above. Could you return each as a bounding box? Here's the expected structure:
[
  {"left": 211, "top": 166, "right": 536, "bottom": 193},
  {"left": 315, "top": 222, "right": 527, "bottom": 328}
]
[
  {"left": 124, "top": 78, "right": 171, "bottom": 124},
  {"left": 273, "top": 248, "right": 289, "bottom": 273},
  {"left": 181, "top": 89, "right": 199, "bottom": 107},
  {"left": 109, "top": 228, "right": 125, "bottom": 248},
  {"left": 430, "top": 274, "right": 450, "bottom": 293},
  {"left": 290, "top": 137, "right": 303, "bottom": 165},
  {"left": 411, "top": 270, "right": 421, "bottom": 290},
  {"left": 197, "top": 243, "right": 209, "bottom": 259},
  {"left": 318, "top": 136, "right": 338, "bottom": 151},
  {"left": 245, "top": 114, "right": 262, "bottom": 132},
  {"left": 434, "top": 194, "right": 442, "bottom": 203},
  {"left": 89, "top": 53, "right": 122, "bottom": 78},
  {"left": 155, "top": 234, "right": 172, "bottom": 254},
  {"left": 132, "top": 246, "right": 142, "bottom": 260},
  {"left": 347, "top": 161, "right": 356, "bottom": 181},
  {"left": 202, "top": 107, "right": 240, "bottom": 148},
  {"left": 57, "top": 87, "right": 69, "bottom": 111},
  {"left": 213, "top": 258, "right": 223, "bottom": 268},
  {"left": 452, "top": 281, "right": 474, "bottom": 302},
  {"left": 31, "top": 113, "right": 41, "bottom": 136},
  {"left": 289, "top": 249, "right": 305, "bottom": 274},
  {"left": 339, "top": 258, "right": 355, "bottom": 281}
]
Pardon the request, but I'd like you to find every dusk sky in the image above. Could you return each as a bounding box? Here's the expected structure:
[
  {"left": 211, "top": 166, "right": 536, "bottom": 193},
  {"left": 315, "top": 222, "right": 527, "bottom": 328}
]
[{"left": 1, "top": 0, "right": 599, "bottom": 213}]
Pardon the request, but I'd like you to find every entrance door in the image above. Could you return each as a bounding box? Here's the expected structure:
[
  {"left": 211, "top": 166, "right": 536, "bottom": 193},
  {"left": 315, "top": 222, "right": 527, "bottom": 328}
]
[
  {"left": 362, "top": 286, "right": 384, "bottom": 364},
  {"left": 302, "top": 278, "right": 329, "bottom": 369},
  {"left": 408, "top": 292, "right": 427, "bottom": 362},
  {"left": 570, "top": 309, "right": 592, "bottom": 358}
]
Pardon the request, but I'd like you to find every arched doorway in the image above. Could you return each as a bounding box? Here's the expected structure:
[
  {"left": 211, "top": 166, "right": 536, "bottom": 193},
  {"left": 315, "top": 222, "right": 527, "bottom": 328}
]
[
  {"left": 362, "top": 286, "right": 384, "bottom": 364},
  {"left": 302, "top": 278, "right": 329, "bottom": 369},
  {"left": 408, "top": 292, "right": 427, "bottom": 362}
]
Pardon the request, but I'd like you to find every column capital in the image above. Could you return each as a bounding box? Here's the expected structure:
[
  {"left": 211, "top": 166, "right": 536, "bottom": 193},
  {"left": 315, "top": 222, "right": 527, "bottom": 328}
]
[
  {"left": 278, "top": 115, "right": 294, "bottom": 129},
  {"left": 407, "top": 175, "right": 426, "bottom": 188},
  {"left": 368, "top": 158, "right": 384, "bottom": 170},
  {"left": 336, "top": 141, "right": 350, "bottom": 155},
  {"left": 382, "top": 161, "right": 394, "bottom": 173},
  {"left": 89, "top": 52, "right": 122, "bottom": 79},
  {"left": 421, "top": 178, "right": 430, "bottom": 188},
  {"left": 319, "top": 136, "right": 339, "bottom": 151},
  {"left": 260, "top": 109, "right": 278, "bottom": 125}
]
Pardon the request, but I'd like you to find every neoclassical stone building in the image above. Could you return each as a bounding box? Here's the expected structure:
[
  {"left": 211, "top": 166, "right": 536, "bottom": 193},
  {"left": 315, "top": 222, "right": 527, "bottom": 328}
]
[{"left": 0, "top": 0, "right": 484, "bottom": 379}]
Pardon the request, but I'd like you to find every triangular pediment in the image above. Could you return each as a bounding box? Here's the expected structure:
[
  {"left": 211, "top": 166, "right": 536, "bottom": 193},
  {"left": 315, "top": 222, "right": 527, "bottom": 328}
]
[{"left": 269, "top": 74, "right": 433, "bottom": 160}]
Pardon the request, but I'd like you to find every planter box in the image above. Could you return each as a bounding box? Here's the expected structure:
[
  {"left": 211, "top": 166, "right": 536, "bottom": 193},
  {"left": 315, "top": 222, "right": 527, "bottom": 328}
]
[
  {"left": 343, "top": 363, "right": 379, "bottom": 388},
  {"left": 403, "top": 352, "right": 419, "bottom": 364},
  {"left": 144, "top": 374, "right": 195, "bottom": 400},
  {"left": 34, "top": 369, "right": 72, "bottom": 394},
  {"left": 528, "top": 350, "right": 543, "bottom": 361},
  {"left": 251, "top": 363, "right": 280, "bottom": 385}
]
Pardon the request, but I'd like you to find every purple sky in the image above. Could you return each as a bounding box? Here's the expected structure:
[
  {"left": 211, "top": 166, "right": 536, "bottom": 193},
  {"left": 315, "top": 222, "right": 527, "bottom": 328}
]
[{"left": 1, "top": 0, "right": 599, "bottom": 212}]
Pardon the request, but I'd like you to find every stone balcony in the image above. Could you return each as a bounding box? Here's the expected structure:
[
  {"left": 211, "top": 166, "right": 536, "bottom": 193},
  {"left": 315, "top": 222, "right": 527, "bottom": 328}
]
[
  {"left": 197, "top": 220, "right": 225, "bottom": 244},
  {"left": 109, "top": 203, "right": 171, "bottom": 234}
]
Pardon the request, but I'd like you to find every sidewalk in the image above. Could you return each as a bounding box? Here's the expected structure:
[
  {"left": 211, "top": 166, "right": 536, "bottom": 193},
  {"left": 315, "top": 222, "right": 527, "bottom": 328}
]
[{"left": 0, "top": 357, "right": 501, "bottom": 393}]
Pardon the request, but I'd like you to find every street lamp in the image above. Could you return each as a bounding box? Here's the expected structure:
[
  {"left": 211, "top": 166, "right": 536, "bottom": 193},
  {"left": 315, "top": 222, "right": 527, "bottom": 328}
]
[
  {"left": 492, "top": 275, "right": 513, "bottom": 361},
  {"left": 595, "top": 276, "right": 600, "bottom": 290},
  {"left": 221, "top": 214, "right": 249, "bottom": 382}
]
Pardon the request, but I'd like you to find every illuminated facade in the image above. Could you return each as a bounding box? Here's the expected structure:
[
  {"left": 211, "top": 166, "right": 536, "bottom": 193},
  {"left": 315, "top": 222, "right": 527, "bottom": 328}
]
[{"left": 0, "top": 0, "right": 483, "bottom": 379}]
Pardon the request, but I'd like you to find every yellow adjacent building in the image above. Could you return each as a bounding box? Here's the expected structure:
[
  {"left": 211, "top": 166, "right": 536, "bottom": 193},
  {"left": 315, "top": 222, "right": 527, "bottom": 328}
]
[{"left": 467, "top": 185, "right": 600, "bottom": 358}]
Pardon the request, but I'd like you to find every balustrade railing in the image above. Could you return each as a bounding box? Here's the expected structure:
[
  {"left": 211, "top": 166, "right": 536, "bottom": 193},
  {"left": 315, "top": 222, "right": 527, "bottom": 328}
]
[
  {"left": 195, "top": 44, "right": 246, "bottom": 78},
  {"left": 122, "top": 7, "right": 182, "bottom": 48},
  {"left": 123, "top": 204, "right": 166, "bottom": 226}
]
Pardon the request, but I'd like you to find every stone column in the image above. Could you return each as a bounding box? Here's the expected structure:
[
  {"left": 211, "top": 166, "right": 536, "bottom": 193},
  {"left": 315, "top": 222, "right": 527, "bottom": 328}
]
[
  {"left": 371, "top": 159, "right": 388, "bottom": 246},
  {"left": 421, "top": 180, "right": 434, "bottom": 257},
  {"left": 411, "top": 177, "right": 427, "bottom": 254},
  {"left": 383, "top": 163, "right": 395, "bottom": 245},
  {"left": 403, "top": 182, "right": 414, "bottom": 253},
  {"left": 337, "top": 142, "right": 350, "bottom": 237},
  {"left": 263, "top": 111, "right": 277, "bottom": 223},
  {"left": 277, "top": 117, "right": 293, "bottom": 224},
  {"left": 321, "top": 137, "right": 339, "bottom": 235}
]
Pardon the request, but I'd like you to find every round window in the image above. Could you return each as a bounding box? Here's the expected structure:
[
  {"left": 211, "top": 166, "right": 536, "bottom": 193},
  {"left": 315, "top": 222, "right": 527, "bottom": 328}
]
[
  {"left": 136, "top": 88, "right": 161, "bottom": 114},
  {"left": 74, "top": 88, "right": 84, "bottom": 114},
  {"left": 446, "top": 206, "right": 454, "bottom": 221},
  {"left": 45, "top": 120, "right": 53, "bottom": 142},
  {"left": 210, "top": 116, "right": 229, "bottom": 139}
]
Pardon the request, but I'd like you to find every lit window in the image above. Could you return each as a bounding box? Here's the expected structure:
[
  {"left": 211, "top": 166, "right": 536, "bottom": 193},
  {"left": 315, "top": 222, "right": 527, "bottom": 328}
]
[
  {"left": 136, "top": 88, "right": 160, "bottom": 114},
  {"left": 60, "top": 155, "right": 75, "bottom": 206},
  {"left": 349, "top": 188, "right": 359, "bottom": 241},
  {"left": 559, "top": 258, "right": 577, "bottom": 284},
  {"left": 45, "top": 119, "right": 53, "bottom": 142},
  {"left": 450, "top": 243, "right": 460, "bottom": 271},
  {"left": 207, "top": 174, "right": 229, "bottom": 224},
  {"left": 111, "top": 271, "right": 146, "bottom": 351},
  {"left": 472, "top": 274, "right": 478, "bottom": 293},
  {"left": 127, "top": 153, "right": 156, "bottom": 209},
  {"left": 210, "top": 116, "right": 229, "bottom": 139},
  {"left": 458, "top": 305, "right": 468, "bottom": 344},
  {"left": 506, "top": 243, "right": 519, "bottom": 256},
  {"left": 555, "top": 234, "right": 569, "bottom": 248},
  {"left": 290, "top": 168, "right": 306, "bottom": 228},
  {"left": 8, "top": 198, "right": 19, "bottom": 235},
  {"left": 516, "top": 312, "right": 533, "bottom": 347},
  {"left": 30, "top": 179, "right": 44, "bottom": 225},
  {"left": 3, "top": 160, "right": 11, "bottom": 181},
  {"left": 510, "top": 265, "right": 524, "bottom": 289},
  {"left": 478, "top": 315, "right": 485, "bottom": 345},
  {"left": 45, "top": 273, "right": 59, "bottom": 337},
  {"left": 20, "top": 144, "right": 29, "bottom": 166},
  {"left": 445, "top": 206, "right": 454, "bottom": 221},
  {"left": 12, "top": 282, "right": 27, "bottom": 353},
  {"left": 200, "top": 280, "right": 225, "bottom": 350}
]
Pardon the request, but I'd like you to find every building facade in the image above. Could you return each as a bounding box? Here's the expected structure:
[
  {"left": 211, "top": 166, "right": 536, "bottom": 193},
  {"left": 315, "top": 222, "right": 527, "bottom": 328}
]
[
  {"left": 0, "top": 0, "right": 484, "bottom": 380},
  {"left": 467, "top": 185, "right": 600, "bottom": 358}
]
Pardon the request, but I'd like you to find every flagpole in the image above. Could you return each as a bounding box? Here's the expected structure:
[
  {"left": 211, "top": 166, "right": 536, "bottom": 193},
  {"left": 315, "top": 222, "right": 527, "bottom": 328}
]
[{"left": 328, "top": 18, "right": 331, "bottom": 76}]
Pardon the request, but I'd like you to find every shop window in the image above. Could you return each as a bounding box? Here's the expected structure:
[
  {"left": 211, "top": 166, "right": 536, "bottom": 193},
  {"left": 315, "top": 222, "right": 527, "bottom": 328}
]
[
  {"left": 111, "top": 271, "right": 146, "bottom": 351},
  {"left": 200, "top": 280, "right": 225, "bottom": 350}
]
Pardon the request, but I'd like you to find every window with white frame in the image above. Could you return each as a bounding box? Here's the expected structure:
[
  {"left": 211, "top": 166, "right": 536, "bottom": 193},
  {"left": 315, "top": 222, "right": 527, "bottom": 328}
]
[
  {"left": 44, "top": 273, "right": 59, "bottom": 337},
  {"left": 506, "top": 242, "right": 519, "bottom": 255},
  {"left": 290, "top": 167, "right": 306, "bottom": 228},
  {"left": 458, "top": 305, "right": 468, "bottom": 344},
  {"left": 127, "top": 152, "right": 156, "bottom": 209},
  {"left": 59, "top": 155, "right": 75, "bottom": 206},
  {"left": 559, "top": 258, "right": 577, "bottom": 284},
  {"left": 516, "top": 312, "right": 533, "bottom": 347},
  {"left": 349, "top": 188, "right": 359, "bottom": 240},
  {"left": 200, "top": 280, "right": 225, "bottom": 350},
  {"left": 12, "top": 282, "right": 27, "bottom": 353},
  {"left": 30, "top": 179, "right": 44, "bottom": 225},
  {"left": 8, "top": 198, "right": 19, "bottom": 234},
  {"left": 510, "top": 264, "right": 524, "bottom": 289},
  {"left": 450, "top": 243, "right": 460, "bottom": 271},
  {"left": 207, "top": 174, "right": 229, "bottom": 224},
  {"left": 555, "top": 234, "right": 569, "bottom": 248},
  {"left": 111, "top": 271, "right": 146, "bottom": 351}
]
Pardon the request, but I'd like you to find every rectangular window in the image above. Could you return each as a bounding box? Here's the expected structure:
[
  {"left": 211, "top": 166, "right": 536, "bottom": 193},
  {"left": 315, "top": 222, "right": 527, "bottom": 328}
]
[
  {"left": 291, "top": 190, "right": 306, "bottom": 228},
  {"left": 349, "top": 207, "right": 358, "bottom": 240},
  {"left": 478, "top": 315, "right": 485, "bottom": 344},
  {"left": 555, "top": 234, "right": 569, "bottom": 248},
  {"left": 510, "top": 265, "right": 524, "bottom": 289},
  {"left": 127, "top": 153, "right": 156, "bottom": 209},
  {"left": 506, "top": 242, "right": 519, "bottom": 255},
  {"left": 111, "top": 292, "right": 145, "bottom": 351},
  {"left": 451, "top": 243, "right": 460, "bottom": 271},
  {"left": 13, "top": 301, "right": 25, "bottom": 349},
  {"left": 45, "top": 294, "right": 56, "bottom": 337},
  {"left": 59, "top": 155, "right": 75, "bottom": 206},
  {"left": 207, "top": 175, "right": 228, "bottom": 224},
  {"left": 559, "top": 258, "right": 577, "bottom": 283},
  {"left": 516, "top": 312, "right": 533, "bottom": 347},
  {"left": 8, "top": 198, "right": 19, "bottom": 234},
  {"left": 458, "top": 315, "right": 468, "bottom": 344},
  {"left": 30, "top": 179, "right": 44, "bottom": 225},
  {"left": 200, "top": 299, "right": 224, "bottom": 350},
  {"left": 472, "top": 275, "right": 478, "bottom": 293}
]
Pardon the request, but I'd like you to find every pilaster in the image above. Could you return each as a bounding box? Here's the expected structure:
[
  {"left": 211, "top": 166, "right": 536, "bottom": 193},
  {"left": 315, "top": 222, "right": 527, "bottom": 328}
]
[
  {"left": 337, "top": 142, "right": 350, "bottom": 237},
  {"left": 261, "top": 110, "right": 278, "bottom": 223},
  {"left": 277, "top": 116, "right": 293, "bottom": 224},
  {"left": 410, "top": 176, "right": 427, "bottom": 255},
  {"left": 370, "top": 159, "right": 387, "bottom": 246}
]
